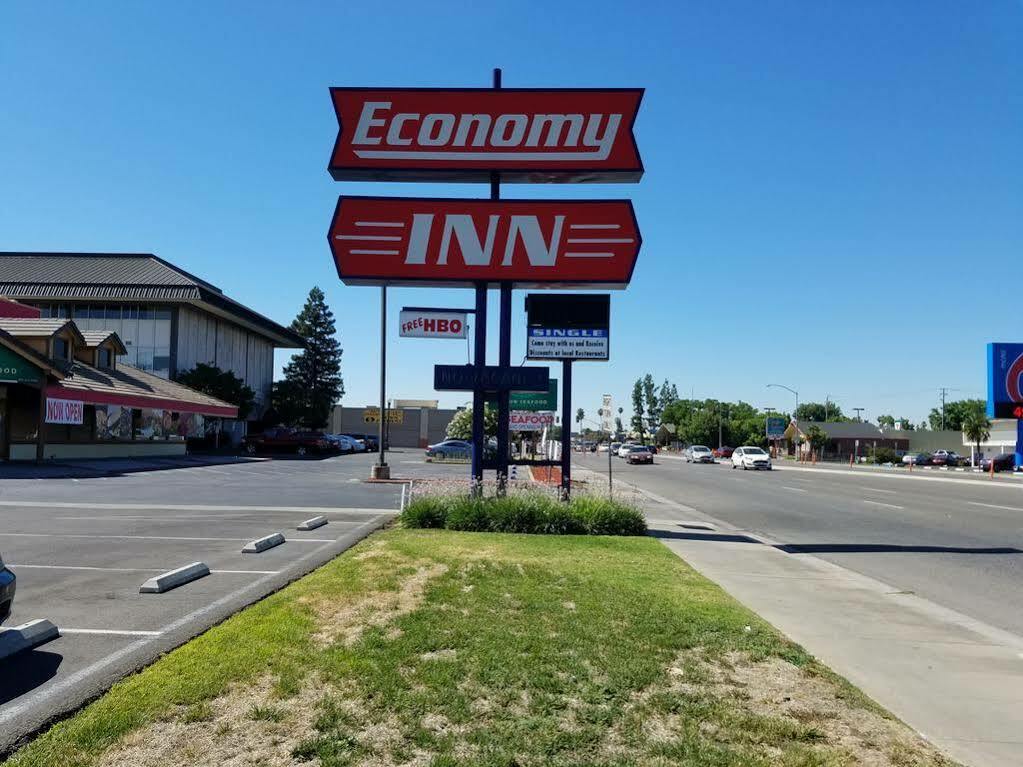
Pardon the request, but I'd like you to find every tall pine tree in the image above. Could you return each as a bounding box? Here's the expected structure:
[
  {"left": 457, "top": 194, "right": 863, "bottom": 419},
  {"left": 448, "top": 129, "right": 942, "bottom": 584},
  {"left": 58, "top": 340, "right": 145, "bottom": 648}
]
[{"left": 274, "top": 287, "right": 343, "bottom": 429}]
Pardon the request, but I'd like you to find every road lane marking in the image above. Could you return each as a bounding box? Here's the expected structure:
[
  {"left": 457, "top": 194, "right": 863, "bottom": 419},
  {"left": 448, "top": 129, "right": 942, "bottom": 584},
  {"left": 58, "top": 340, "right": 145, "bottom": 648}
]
[
  {"left": 863, "top": 500, "right": 904, "bottom": 510},
  {"left": 863, "top": 487, "right": 898, "bottom": 494},
  {"left": 967, "top": 501, "right": 1023, "bottom": 512},
  {"left": 782, "top": 486, "right": 807, "bottom": 493},
  {"left": 60, "top": 628, "right": 163, "bottom": 637}
]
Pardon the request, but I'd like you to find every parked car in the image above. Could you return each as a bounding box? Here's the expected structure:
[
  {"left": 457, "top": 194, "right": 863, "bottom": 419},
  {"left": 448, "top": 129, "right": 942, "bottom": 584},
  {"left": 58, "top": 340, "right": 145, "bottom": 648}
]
[
  {"left": 685, "top": 445, "right": 715, "bottom": 463},
  {"left": 327, "top": 434, "right": 365, "bottom": 453},
  {"left": 241, "top": 428, "right": 331, "bottom": 456},
  {"left": 346, "top": 433, "right": 380, "bottom": 451},
  {"left": 901, "top": 452, "right": 932, "bottom": 466},
  {"left": 713, "top": 446, "right": 734, "bottom": 459},
  {"left": 731, "top": 446, "right": 772, "bottom": 470},
  {"left": 0, "top": 552, "right": 15, "bottom": 625},
  {"left": 624, "top": 446, "right": 653, "bottom": 464},
  {"left": 647, "top": 444, "right": 658, "bottom": 455},
  {"left": 930, "top": 450, "right": 962, "bottom": 467},
  {"left": 426, "top": 439, "right": 472, "bottom": 461},
  {"left": 980, "top": 453, "right": 1017, "bottom": 473}
]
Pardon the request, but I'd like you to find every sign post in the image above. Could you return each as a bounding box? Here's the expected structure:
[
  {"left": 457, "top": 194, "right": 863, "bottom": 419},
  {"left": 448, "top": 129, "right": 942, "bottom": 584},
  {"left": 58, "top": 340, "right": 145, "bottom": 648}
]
[{"left": 326, "top": 71, "right": 643, "bottom": 498}]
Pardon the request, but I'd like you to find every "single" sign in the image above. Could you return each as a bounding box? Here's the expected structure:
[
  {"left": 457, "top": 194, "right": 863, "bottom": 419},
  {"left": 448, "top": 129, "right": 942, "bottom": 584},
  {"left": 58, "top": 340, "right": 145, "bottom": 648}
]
[
  {"left": 329, "top": 197, "right": 640, "bottom": 288},
  {"left": 328, "top": 88, "right": 643, "bottom": 183}
]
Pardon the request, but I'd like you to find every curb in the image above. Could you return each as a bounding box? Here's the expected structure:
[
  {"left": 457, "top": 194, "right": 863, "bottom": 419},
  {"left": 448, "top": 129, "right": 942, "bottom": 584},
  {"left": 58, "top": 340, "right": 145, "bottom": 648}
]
[
  {"left": 242, "top": 533, "right": 286, "bottom": 553},
  {"left": 140, "top": 562, "right": 211, "bottom": 594},
  {"left": 0, "top": 619, "right": 60, "bottom": 661}
]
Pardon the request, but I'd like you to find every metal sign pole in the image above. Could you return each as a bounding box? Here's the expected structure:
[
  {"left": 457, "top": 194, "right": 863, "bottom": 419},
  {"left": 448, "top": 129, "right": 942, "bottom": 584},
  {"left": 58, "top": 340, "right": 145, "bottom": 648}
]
[
  {"left": 372, "top": 285, "right": 390, "bottom": 479},
  {"left": 470, "top": 284, "right": 487, "bottom": 494},
  {"left": 561, "top": 359, "right": 572, "bottom": 500}
]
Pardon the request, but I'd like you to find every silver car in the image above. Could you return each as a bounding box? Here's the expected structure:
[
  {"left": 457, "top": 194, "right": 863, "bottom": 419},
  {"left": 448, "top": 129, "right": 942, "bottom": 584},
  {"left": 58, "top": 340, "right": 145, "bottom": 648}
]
[
  {"left": 0, "top": 552, "right": 15, "bottom": 624},
  {"left": 685, "top": 445, "right": 715, "bottom": 463}
]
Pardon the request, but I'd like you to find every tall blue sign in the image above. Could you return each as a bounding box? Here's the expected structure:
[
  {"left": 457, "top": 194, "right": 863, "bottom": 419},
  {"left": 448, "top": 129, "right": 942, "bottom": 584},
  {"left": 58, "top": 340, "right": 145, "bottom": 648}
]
[{"left": 986, "top": 343, "right": 1023, "bottom": 469}]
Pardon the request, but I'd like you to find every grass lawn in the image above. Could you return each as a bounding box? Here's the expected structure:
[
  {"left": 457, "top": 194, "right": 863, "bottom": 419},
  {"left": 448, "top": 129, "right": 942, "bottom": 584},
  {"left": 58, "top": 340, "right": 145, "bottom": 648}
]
[{"left": 4, "top": 530, "right": 955, "bottom": 767}]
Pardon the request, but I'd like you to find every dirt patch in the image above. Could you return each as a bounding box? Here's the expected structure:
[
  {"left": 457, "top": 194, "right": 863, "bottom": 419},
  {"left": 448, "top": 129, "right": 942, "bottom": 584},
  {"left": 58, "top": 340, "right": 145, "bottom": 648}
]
[
  {"left": 98, "top": 677, "right": 320, "bottom": 767},
  {"left": 299, "top": 558, "right": 448, "bottom": 646},
  {"left": 611, "top": 649, "right": 955, "bottom": 766}
]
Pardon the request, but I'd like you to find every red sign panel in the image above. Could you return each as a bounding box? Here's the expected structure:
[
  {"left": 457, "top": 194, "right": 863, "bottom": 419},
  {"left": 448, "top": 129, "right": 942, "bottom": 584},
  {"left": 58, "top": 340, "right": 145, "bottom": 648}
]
[
  {"left": 329, "top": 197, "right": 641, "bottom": 289},
  {"left": 328, "top": 88, "right": 643, "bottom": 183}
]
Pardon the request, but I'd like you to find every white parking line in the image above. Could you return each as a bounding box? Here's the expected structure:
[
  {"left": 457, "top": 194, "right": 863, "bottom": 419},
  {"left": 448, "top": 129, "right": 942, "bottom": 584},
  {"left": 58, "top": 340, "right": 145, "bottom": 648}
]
[
  {"left": 967, "top": 501, "right": 1023, "bottom": 512},
  {"left": 60, "top": 628, "right": 163, "bottom": 637},
  {"left": 2, "top": 532, "right": 334, "bottom": 543},
  {"left": 863, "top": 499, "right": 904, "bottom": 510},
  {"left": 8, "top": 563, "right": 281, "bottom": 575},
  {"left": 0, "top": 501, "right": 387, "bottom": 514},
  {"left": 863, "top": 487, "right": 898, "bottom": 494},
  {"left": 782, "top": 486, "right": 808, "bottom": 493}
]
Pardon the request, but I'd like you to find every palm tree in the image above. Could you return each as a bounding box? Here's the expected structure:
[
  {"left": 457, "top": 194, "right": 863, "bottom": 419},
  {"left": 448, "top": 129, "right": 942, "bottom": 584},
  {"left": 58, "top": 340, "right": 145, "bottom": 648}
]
[{"left": 962, "top": 410, "right": 991, "bottom": 467}]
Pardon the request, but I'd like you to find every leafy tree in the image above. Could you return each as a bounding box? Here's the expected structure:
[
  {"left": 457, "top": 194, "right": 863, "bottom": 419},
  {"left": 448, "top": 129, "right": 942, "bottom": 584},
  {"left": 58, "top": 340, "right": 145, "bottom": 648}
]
[
  {"left": 962, "top": 409, "right": 991, "bottom": 466},
  {"left": 804, "top": 423, "right": 828, "bottom": 459},
  {"left": 660, "top": 380, "right": 679, "bottom": 409},
  {"left": 445, "top": 406, "right": 498, "bottom": 440},
  {"left": 274, "top": 287, "right": 344, "bottom": 429},
  {"left": 631, "top": 379, "right": 645, "bottom": 439},
  {"left": 575, "top": 407, "right": 585, "bottom": 430},
  {"left": 795, "top": 402, "right": 845, "bottom": 422},
  {"left": 928, "top": 399, "right": 986, "bottom": 432},
  {"left": 642, "top": 374, "right": 662, "bottom": 435},
  {"left": 175, "top": 363, "right": 256, "bottom": 420},
  {"left": 614, "top": 416, "right": 624, "bottom": 439},
  {"left": 877, "top": 414, "right": 895, "bottom": 428}
]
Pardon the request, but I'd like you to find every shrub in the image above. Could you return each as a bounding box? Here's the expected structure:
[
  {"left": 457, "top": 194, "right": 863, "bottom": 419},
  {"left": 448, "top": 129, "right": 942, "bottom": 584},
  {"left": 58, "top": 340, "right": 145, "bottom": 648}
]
[
  {"left": 872, "top": 447, "right": 898, "bottom": 465},
  {"left": 400, "top": 492, "right": 646, "bottom": 537}
]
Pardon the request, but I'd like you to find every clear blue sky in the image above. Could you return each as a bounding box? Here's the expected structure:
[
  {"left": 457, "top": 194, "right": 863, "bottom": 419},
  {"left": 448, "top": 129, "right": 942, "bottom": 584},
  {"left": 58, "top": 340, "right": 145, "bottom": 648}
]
[{"left": 2, "top": 2, "right": 1020, "bottom": 425}]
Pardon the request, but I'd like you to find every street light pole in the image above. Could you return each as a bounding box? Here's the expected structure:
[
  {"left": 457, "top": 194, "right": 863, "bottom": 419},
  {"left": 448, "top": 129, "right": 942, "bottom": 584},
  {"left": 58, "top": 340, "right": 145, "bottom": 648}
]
[{"left": 767, "top": 384, "right": 799, "bottom": 417}]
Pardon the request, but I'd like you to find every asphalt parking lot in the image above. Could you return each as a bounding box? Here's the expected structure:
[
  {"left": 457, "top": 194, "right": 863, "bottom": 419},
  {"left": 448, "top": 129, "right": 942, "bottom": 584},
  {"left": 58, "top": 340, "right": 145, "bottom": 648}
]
[{"left": 0, "top": 451, "right": 410, "bottom": 752}]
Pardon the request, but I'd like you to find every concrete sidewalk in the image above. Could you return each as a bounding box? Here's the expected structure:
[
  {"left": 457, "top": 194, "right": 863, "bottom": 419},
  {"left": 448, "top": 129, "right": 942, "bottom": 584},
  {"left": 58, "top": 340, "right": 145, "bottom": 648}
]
[
  {"left": 0, "top": 454, "right": 267, "bottom": 479},
  {"left": 579, "top": 468, "right": 1023, "bottom": 767}
]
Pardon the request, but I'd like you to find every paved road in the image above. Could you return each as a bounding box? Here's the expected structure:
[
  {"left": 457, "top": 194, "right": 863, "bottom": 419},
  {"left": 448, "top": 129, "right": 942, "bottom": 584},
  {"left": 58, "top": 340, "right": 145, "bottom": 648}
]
[
  {"left": 576, "top": 453, "right": 1023, "bottom": 638},
  {"left": 0, "top": 451, "right": 410, "bottom": 753}
]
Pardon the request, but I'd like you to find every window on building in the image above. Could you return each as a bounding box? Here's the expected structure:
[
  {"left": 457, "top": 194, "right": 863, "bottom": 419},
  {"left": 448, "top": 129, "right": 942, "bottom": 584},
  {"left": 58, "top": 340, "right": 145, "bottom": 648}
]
[
  {"left": 97, "top": 347, "right": 113, "bottom": 369},
  {"left": 53, "top": 337, "right": 70, "bottom": 361}
]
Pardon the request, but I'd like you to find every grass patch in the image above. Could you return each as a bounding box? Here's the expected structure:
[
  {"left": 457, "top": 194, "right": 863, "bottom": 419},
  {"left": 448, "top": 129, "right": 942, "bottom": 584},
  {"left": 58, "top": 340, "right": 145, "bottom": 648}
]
[
  {"left": 3, "top": 530, "right": 956, "bottom": 767},
  {"left": 401, "top": 489, "right": 647, "bottom": 536}
]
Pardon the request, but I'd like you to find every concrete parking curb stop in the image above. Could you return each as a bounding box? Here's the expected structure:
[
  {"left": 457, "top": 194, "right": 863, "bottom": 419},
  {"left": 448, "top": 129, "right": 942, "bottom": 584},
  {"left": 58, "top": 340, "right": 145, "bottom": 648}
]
[
  {"left": 0, "top": 619, "right": 60, "bottom": 661},
  {"left": 139, "top": 562, "right": 211, "bottom": 594},
  {"left": 297, "top": 516, "right": 328, "bottom": 531},
  {"left": 242, "top": 532, "right": 286, "bottom": 553}
]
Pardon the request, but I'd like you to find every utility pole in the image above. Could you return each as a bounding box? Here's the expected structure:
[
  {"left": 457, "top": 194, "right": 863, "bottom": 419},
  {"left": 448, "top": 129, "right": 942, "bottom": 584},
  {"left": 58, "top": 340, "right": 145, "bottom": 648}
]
[
  {"left": 940, "top": 387, "right": 948, "bottom": 430},
  {"left": 853, "top": 407, "right": 864, "bottom": 422}
]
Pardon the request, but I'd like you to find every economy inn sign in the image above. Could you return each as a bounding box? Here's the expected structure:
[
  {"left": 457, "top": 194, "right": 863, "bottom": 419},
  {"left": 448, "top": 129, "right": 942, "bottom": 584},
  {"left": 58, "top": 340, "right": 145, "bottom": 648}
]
[{"left": 328, "top": 88, "right": 643, "bottom": 183}]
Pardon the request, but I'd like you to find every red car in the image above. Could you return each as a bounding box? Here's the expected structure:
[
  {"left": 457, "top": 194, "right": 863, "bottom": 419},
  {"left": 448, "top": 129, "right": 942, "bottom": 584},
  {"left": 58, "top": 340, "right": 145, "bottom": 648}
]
[
  {"left": 713, "top": 446, "right": 734, "bottom": 458},
  {"left": 241, "top": 428, "right": 332, "bottom": 456}
]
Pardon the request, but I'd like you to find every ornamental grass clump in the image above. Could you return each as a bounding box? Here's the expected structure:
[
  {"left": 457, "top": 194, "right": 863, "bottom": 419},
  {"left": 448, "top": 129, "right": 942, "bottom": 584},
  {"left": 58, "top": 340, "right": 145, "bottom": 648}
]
[{"left": 400, "top": 489, "right": 646, "bottom": 536}]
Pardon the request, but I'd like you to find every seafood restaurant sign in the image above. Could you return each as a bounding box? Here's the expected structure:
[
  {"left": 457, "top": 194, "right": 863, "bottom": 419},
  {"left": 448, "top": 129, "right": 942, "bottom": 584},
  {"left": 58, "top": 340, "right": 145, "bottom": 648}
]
[{"left": 328, "top": 88, "right": 643, "bottom": 183}]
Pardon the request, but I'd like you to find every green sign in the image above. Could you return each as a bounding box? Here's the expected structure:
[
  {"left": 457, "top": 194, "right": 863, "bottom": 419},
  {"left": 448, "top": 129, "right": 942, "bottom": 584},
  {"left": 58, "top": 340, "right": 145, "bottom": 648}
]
[
  {"left": 0, "top": 345, "right": 41, "bottom": 384},
  {"left": 509, "top": 378, "right": 558, "bottom": 411}
]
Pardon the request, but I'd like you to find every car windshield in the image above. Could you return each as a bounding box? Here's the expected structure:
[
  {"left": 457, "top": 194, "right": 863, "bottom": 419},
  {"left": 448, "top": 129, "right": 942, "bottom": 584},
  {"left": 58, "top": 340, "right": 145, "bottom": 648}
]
[
  {"left": 744, "top": 447, "right": 766, "bottom": 455},
  {"left": 693, "top": 446, "right": 711, "bottom": 452},
  {"left": 629, "top": 446, "right": 650, "bottom": 452}
]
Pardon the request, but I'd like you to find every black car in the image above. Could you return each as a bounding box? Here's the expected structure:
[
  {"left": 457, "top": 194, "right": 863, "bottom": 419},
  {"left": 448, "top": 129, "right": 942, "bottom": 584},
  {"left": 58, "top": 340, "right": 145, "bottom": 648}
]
[
  {"left": 980, "top": 453, "right": 1017, "bottom": 473},
  {"left": 0, "top": 552, "right": 15, "bottom": 625}
]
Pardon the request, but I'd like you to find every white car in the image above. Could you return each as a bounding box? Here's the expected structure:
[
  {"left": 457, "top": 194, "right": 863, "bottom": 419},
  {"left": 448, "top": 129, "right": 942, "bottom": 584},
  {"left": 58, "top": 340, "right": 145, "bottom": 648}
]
[
  {"left": 618, "top": 443, "right": 637, "bottom": 458},
  {"left": 731, "top": 446, "right": 772, "bottom": 470},
  {"left": 685, "top": 445, "right": 714, "bottom": 463}
]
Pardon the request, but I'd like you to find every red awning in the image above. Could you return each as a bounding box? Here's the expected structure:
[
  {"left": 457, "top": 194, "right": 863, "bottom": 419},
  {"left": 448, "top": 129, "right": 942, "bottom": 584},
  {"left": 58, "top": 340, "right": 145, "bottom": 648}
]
[{"left": 45, "top": 384, "right": 238, "bottom": 418}]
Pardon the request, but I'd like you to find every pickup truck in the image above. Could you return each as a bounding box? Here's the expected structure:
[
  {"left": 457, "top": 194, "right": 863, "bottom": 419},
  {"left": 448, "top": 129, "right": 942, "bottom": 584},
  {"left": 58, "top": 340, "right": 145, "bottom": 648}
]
[{"left": 241, "top": 428, "right": 332, "bottom": 456}]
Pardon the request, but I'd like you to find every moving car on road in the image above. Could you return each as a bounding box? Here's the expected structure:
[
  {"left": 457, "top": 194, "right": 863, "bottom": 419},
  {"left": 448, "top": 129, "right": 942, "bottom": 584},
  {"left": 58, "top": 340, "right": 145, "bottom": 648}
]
[
  {"left": 685, "top": 445, "right": 715, "bottom": 463},
  {"left": 713, "top": 446, "right": 734, "bottom": 458},
  {"left": 901, "top": 452, "right": 931, "bottom": 466},
  {"left": 731, "top": 446, "right": 772, "bottom": 470},
  {"left": 241, "top": 428, "right": 332, "bottom": 456},
  {"left": 0, "top": 552, "right": 15, "bottom": 624},
  {"left": 617, "top": 443, "right": 635, "bottom": 458},
  {"left": 625, "top": 446, "right": 653, "bottom": 464}
]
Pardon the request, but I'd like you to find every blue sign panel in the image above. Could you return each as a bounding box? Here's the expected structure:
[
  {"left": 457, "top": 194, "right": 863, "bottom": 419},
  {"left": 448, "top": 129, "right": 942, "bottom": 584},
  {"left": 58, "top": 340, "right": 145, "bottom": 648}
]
[
  {"left": 434, "top": 364, "right": 550, "bottom": 393},
  {"left": 765, "top": 416, "right": 787, "bottom": 439},
  {"left": 986, "top": 343, "right": 1023, "bottom": 419}
]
